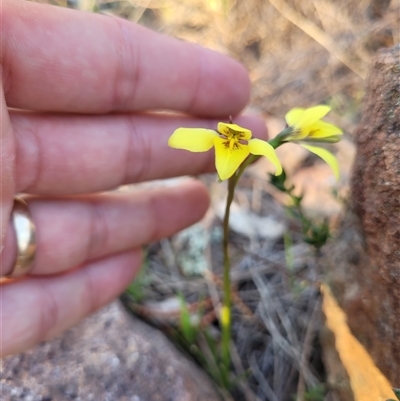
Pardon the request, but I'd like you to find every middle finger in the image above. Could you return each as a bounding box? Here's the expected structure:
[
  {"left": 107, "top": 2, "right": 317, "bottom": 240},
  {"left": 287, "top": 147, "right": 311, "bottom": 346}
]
[{"left": 12, "top": 112, "right": 267, "bottom": 195}]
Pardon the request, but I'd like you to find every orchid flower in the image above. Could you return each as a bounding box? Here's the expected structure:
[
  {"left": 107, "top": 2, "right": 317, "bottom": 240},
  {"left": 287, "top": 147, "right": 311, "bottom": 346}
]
[
  {"left": 278, "top": 105, "right": 343, "bottom": 179},
  {"left": 168, "top": 122, "right": 282, "bottom": 181}
]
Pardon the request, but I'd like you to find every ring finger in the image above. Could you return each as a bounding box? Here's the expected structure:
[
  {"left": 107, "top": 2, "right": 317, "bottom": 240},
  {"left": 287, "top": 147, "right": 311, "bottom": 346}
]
[{"left": 0, "top": 179, "right": 209, "bottom": 277}]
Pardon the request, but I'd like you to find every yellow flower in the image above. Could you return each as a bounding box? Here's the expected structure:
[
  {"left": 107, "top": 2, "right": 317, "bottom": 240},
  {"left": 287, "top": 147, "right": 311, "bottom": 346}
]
[
  {"left": 284, "top": 105, "right": 343, "bottom": 142},
  {"left": 283, "top": 105, "right": 343, "bottom": 179},
  {"left": 168, "top": 122, "right": 282, "bottom": 181}
]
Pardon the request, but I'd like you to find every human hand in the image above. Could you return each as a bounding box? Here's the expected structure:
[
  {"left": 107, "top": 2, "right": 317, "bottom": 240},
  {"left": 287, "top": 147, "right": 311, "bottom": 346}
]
[{"left": 0, "top": 0, "right": 267, "bottom": 357}]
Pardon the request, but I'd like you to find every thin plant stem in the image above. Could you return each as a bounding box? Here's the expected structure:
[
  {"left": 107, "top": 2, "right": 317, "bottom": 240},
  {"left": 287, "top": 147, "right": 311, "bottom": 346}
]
[
  {"left": 219, "top": 138, "right": 283, "bottom": 385},
  {"left": 221, "top": 176, "right": 235, "bottom": 382}
]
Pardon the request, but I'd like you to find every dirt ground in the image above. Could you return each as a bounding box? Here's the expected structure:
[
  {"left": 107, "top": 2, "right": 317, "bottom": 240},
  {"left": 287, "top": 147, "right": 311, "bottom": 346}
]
[{"left": 28, "top": 1, "right": 400, "bottom": 400}]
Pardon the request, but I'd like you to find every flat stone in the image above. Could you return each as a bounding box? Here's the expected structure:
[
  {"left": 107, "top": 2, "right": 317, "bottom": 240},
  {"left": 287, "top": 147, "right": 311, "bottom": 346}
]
[
  {"left": 291, "top": 164, "right": 342, "bottom": 219},
  {"left": 0, "top": 301, "right": 221, "bottom": 401}
]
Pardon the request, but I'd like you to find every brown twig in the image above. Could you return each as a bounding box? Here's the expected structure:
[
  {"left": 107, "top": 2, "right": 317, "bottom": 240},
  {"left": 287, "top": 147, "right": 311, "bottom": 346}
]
[{"left": 296, "top": 297, "right": 321, "bottom": 400}]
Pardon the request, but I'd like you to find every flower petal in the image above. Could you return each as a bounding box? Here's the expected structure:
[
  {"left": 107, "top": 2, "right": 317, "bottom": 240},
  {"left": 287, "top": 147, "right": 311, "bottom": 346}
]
[
  {"left": 301, "top": 144, "right": 340, "bottom": 180},
  {"left": 285, "top": 108, "right": 305, "bottom": 126},
  {"left": 307, "top": 120, "right": 343, "bottom": 139},
  {"left": 217, "top": 122, "right": 252, "bottom": 140},
  {"left": 248, "top": 138, "right": 283, "bottom": 176},
  {"left": 213, "top": 137, "right": 249, "bottom": 180},
  {"left": 296, "top": 105, "right": 331, "bottom": 128},
  {"left": 168, "top": 128, "right": 217, "bottom": 152}
]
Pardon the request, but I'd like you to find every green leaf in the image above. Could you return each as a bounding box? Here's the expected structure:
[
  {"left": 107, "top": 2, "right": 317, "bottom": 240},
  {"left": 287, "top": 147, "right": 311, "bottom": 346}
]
[
  {"left": 269, "top": 168, "right": 287, "bottom": 192},
  {"left": 304, "top": 220, "right": 330, "bottom": 249},
  {"left": 179, "top": 294, "right": 196, "bottom": 344},
  {"left": 303, "top": 384, "right": 326, "bottom": 401}
]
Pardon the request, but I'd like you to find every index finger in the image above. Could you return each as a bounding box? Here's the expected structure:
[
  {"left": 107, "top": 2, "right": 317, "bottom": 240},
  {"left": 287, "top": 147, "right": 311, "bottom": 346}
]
[{"left": 2, "top": 0, "right": 250, "bottom": 116}]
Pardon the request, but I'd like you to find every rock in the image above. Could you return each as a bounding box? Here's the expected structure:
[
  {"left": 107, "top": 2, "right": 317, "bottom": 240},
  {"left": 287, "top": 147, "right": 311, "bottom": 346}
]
[
  {"left": 291, "top": 164, "right": 342, "bottom": 219},
  {"left": 0, "top": 301, "right": 221, "bottom": 401},
  {"left": 322, "top": 45, "right": 400, "bottom": 395},
  {"left": 172, "top": 222, "right": 211, "bottom": 276}
]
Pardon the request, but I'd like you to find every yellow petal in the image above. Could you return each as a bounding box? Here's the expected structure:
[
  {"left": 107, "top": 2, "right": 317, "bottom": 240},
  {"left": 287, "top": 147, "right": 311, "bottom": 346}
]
[
  {"left": 297, "top": 105, "right": 331, "bottom": 128},
  {"left": 217, "top": 122, "right": 252, "bottom": 140},
  {"left": 301, "top": 144, "right": 340, "bottom": 180},
  {"left": 308, "top": 121, "right": 343, "bottom": 139},
  {"left": 213, "top": 137, "right": 249, "bottom": 180},
  {"left": 248, "top": 138, "right": 283, "bottom": 176},
  {"left": 168, "top": 128, "right": 217, "bottom": 152},
  {"left": 285, "top": 107, "right": 305, "bottom": 127}
]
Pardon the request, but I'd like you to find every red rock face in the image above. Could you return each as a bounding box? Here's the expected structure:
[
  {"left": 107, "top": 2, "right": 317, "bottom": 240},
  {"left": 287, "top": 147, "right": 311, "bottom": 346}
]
[{"left": 325, "top": 45, "right": 400, "bottom": 389}]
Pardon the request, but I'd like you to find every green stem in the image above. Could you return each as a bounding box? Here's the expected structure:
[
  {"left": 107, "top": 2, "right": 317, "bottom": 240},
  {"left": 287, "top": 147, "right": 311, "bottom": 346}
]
[
  {"left": 219, "top": 135, "right": 286, "bottom": 384},
  {"left": 234, "top": 154, "right": 258, "bottom": 186},
  {"left": 221, "top": 176, "right": 235, "bottom": 380}
]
